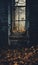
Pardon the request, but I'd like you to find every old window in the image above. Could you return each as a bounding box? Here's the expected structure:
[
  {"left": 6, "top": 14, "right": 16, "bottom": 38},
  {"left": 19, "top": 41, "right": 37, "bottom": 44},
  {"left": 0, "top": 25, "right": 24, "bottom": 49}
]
[{"left": 12, "top": 0, "right": 26, "bottom": 33}]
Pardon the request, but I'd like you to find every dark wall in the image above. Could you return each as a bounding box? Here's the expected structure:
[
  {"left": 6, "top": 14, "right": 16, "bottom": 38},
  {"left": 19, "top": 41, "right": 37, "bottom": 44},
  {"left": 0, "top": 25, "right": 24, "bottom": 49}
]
[
  {"left": 0, "top": 0, "right": 38, "bottom": 48},
  {"left": 29, "top": 0, "right": 38, "bottom": 46},
  {"left": 0, "top": 0, "right": 8, "bottom": 48}
]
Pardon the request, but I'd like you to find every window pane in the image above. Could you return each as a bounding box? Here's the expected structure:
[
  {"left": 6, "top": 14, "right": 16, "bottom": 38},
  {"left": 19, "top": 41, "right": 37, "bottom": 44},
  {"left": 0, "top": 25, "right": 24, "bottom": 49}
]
[
  {"left": 15, "top": 7, "right": 26, "bottom": 20},
  {"left": 18, "top": 7, "right": 26, "bottom": 20},
  {"left": 12, "top": 21, "right": 26, "bottom": 32},
  {"left": 15, "top": 0, "right": 26, "bottom": 6}
]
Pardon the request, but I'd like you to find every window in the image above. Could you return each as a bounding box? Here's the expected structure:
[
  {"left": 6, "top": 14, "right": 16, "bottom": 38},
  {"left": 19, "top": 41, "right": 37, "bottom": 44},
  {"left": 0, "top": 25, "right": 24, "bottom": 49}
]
[{"left": 11, "top": 0, "right": 26, "bottom": 33}]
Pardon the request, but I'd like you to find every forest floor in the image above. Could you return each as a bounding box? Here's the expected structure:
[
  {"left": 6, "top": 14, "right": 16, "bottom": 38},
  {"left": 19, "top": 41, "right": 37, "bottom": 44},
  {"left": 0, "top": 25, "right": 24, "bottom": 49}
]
[{"left": 0, "top": 45, "right": 38, "bottom": 65}]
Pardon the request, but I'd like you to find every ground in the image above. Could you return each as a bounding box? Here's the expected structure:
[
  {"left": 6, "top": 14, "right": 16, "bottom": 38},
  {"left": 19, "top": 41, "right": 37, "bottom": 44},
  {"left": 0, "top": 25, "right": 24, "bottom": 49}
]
[{"left": 0, "top": 45, "right": 38, "bottom": 65}]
